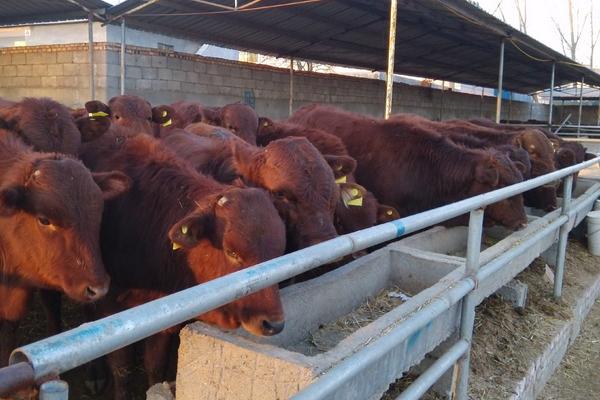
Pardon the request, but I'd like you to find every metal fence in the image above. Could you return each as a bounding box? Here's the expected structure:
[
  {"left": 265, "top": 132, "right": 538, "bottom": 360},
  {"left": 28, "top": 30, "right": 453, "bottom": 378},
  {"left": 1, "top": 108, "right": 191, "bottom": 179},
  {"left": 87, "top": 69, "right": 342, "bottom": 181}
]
[{"left": 1, "top": 156, "right": 600, "bottom": 400}]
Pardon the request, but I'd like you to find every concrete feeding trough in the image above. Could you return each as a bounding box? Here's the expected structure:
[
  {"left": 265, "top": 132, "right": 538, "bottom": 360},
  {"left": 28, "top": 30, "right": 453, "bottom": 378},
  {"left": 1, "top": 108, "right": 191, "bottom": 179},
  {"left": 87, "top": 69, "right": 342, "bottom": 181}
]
[{"left": 171, "top": 180, "right": 600, "bottom": 400}]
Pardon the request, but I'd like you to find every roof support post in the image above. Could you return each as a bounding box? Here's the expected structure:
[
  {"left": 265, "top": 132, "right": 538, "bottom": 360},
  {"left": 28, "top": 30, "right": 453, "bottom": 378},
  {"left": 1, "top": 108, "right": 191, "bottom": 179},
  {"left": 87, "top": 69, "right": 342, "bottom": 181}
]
[
  {"left": 289, "top": 58, "right": 294, "bottom": 117},
  {"left": 548, "top": 62, "right": 556, "bottom": 128},
  {"left": 597, "top": 86, "right": 600, "bottom": 126},
  {"left": 577, "top": 76, "right": 585, "bottom": 137},
  {"left": 384, "top": 0, "right": 398, "bottom": 119},
  {"left": 120, "top": 18, "right": 126, "bottom": 95},
  {"left": 495, "top": 39, "right": 505, "bottom": 124},
  {"left": 88, "top": 12, "right": 95, "bottom": 100},
  {"left": 439, "top": 81, "right": 445, "bottom": 121}
]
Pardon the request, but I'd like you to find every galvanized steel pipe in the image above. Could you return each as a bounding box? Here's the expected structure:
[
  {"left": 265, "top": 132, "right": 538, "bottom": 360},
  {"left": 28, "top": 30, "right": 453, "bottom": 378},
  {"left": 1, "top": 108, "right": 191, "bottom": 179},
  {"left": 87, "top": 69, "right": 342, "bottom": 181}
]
[
  {"left": 548, "top": 63, "right": 555, "bottom": 128},
  {"left": 395, "top": 340, "right": 469, "bottom": 400},
  {"left": 88, "top": 12, "right": 95, "bottom": 99},
  {"left": 120, "top": 18, "right": 126, "bottom": 95},
  {"left": 577, "top": 77, "right": 585, "bottom": 137},
  {"left": 9, "top": 157, "right": 600, "bottom": 384},
  {"left": 554, "top": 174, "right": 574, "bottom": 298}
]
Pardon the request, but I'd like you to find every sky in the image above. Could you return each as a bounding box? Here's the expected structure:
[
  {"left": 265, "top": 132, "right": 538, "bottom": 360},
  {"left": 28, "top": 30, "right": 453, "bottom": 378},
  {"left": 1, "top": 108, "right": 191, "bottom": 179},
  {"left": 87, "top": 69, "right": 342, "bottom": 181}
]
[
  {"left": 103, "top": 0, "right": 599, "bottom": 69},
  {"left": 474, "top": 0, "right": 598, "bottom": 68}
]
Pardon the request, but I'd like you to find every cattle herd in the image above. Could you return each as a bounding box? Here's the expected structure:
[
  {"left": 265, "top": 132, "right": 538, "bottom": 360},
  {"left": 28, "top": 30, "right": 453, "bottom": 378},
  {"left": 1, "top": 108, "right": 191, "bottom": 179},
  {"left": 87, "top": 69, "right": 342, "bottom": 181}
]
[{"left": 0, "top": 95, "right": 593, "bottom": 399}]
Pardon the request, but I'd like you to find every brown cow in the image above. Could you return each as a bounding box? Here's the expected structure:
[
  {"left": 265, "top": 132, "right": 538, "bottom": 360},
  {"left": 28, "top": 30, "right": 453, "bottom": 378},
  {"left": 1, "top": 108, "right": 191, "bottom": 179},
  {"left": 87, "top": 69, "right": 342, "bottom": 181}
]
[
  {"left": 0, "top": 97, "right": 112, "bottom": 155},
  {"left": 162, "top": 127, "right": 343, "bottom": 251},
  {"left": 257, "top": 117, "right": 401, "bottom": 234},
  {"left": 106, "top": 95, "right": 173, "bottom": 136},
  {"left": 290, "top": 105, "right": 527, "bottom": 229},
  {"left": 0, "top": 129, "right": 129, "bottom": 365},
  {"left": 80, "top": 133, "right": 286, "bottom": 398},
  {"left": 170, "top": 101, "right": 259, "bottom": 144}
]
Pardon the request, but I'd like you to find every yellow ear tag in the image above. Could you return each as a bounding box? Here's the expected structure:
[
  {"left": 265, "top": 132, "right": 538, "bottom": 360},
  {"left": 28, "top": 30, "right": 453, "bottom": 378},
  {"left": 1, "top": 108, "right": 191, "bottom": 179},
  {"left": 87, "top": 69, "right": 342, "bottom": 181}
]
[
  {"left": 335, "top": 176, "right": 347, "bottom": 184},
  {"left": 263, "top": 121, "right": 269, "bottom": 127},
  {"left": 163, "top": 118, "right": 172, "bottom": 127},
  {"left": 347, "top": 196, "right": 363, "bottom": 207},
  {"left": 172, "top": 242, "right": 183, "bottom": 251},
  {"left": 386, "top": 210, "right": 393, "bottom": 216},
  {"left": 181, "top": 225, "right": 188, "bottom": 235},
  {"left": 88, "top": 111, "right": 109, "bottom": 118},
  {"left": 162, "top": 110, "right": 168, "bottom": 117}
]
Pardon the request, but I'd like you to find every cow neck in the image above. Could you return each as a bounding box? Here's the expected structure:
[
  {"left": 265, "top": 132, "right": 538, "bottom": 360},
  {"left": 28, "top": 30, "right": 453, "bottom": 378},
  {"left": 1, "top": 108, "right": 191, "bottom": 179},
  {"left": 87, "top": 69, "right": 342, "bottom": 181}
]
[{"left": 0, "top": 130, "right": 30, "bottom": 180}]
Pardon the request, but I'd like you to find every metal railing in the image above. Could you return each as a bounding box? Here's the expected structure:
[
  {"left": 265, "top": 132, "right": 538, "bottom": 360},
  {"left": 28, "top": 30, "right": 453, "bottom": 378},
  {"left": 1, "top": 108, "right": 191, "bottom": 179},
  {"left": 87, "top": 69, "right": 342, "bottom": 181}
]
[{"left": 1, "top": 156, "right": 600, "bottom": 400}]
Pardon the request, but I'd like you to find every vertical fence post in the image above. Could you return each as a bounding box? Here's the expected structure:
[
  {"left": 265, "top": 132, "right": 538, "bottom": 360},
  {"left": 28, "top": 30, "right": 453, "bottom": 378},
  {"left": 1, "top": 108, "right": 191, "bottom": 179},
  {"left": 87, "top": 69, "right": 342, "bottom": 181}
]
[
  {"left": 88, "top": 12, "right": 95, "bottom": 100},
  {"left": 495, "top": 40, "right": 505, "bottom": 123},
  {"left": 452, "top": 208, "right": 484, "bottom": 400},
  {"left": 554, "top": 174, "right": 574, "bottom": 299},
  {"left": 577, "top": 76, "right": 585, "bottom": 137},
  {"left": 384, "top": 0, "right": 398, "bottom": 119},
  {"left": 39, "top": 380, "right": 68, "bottom": 400},
  {"left": 120, "top": 17, "right": 126, "bottom": 95},
  {"left": 479, "top": 87, "right": 484, "bottom": 118},
  {"left": 289, "top": 58, "right": 294, "bottom": 117},
  {"left": 597, "top": 85, "right": 600, "bottom": 126},
  {"left": 440, "top": 81, "right": 445, "bottom": 121},
  {"left": 548, "top": 63, "right": 555, "bottom": 129}
]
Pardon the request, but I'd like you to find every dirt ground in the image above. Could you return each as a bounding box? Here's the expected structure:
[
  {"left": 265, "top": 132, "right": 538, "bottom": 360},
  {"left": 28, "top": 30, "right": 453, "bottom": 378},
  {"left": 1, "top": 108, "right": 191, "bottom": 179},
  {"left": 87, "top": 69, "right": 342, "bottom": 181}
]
[
  {"left": 539, "top": 298, "right": 600, "bottom": 399},
  {"left": 382, "top": 238, "right": 600, "bottom": 400}
]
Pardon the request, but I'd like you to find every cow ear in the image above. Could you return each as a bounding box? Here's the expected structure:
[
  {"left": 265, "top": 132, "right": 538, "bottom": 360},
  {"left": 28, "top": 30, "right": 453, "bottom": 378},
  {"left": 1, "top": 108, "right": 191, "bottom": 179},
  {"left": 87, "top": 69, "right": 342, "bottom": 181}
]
[
  {"left": 258, "top": 117, "right": 274, "bottom": 132},
  {"left": 0, "top": 105, "right": 20, "bottom": 130},
  {"left": 475, "top": 160, "right": 499, "bottom": 186},
  {"left": 377, "top": 204, "right": 400, "bottom": 223},
  {"left": 200, "top": 107, "right": 221, "bottom": 125},
  {"left": 85, "top": 100, "right": 111, "bottom": 118},
  {"left": 92, "top": 171, "right": 131, "bottom": 200},
  {"left": 168, "top": 211, "right": 212, "bottom": 250},
  {"left": 324, "top": 155, "right": 357, "bottom": 179},
  {"left": 513, "top": 161, "right": 528, "bottom": 175},
  {"left": 152, "top": 105, "right": 175, "bottom": 127},
  {"left": 556, "top": 148, "right": 576, "bottom": 168},
  {"left": 585, "top": 152, "right": 597, "bottom": 161},
  {"left": 0, "top": 186, "right": 25, "bottom": 217},
  {"left": 339, "top": 182, "right": 366, "bottom": 208},
  {"left": 231, "top": 141, "right": 263, "bottom": 181}
]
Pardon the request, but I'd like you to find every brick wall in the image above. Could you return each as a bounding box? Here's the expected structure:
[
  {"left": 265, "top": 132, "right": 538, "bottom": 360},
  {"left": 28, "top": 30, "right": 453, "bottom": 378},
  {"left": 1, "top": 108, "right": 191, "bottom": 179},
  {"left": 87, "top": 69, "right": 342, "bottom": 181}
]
[{"left": 1, "top": 43, "right": 550, "bottom": 122}]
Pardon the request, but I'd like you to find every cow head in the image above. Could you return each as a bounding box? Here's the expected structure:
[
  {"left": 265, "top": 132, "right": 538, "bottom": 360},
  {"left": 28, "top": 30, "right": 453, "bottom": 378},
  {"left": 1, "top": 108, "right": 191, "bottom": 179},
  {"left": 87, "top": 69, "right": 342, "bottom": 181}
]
[
  {"left": 217, "top": 103, "right": 259, "bottom": 145},
  {"left": 334, "top": 183, "right": 380, "bottom": 234},
  {"left": 0, "top": 152, "right": 129, "bottom": 302},
  {"left": 71, "top": 100, "right": 113, "bottom": 144},
  {"left": 0, "top": 98, "right": 83, "bottom": 155},
  {"left": 107, "top": 95, "right": 169, "bottom": 136},
  {"left": 232, "top": 137, "right": 340, "bottom": 251},
  {"left": 470, "top": 151, "right": 527, "bottom": 230},
  {"left": 168, "top": 187, "right": 286, "bottom": 336},
  {"left": 514, "top": 129, "right": 556, "bottom": 177}
]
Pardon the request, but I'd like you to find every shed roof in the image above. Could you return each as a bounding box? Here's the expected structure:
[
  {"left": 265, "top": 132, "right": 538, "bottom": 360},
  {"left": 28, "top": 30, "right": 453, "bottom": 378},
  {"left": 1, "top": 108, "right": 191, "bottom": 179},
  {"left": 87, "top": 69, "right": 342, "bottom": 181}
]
[
  {"left": 0, "top": 0, "right": 111, "bottom": 26},
  {"left": 106, "top": 0, "right": 600, "bottom": 94}
]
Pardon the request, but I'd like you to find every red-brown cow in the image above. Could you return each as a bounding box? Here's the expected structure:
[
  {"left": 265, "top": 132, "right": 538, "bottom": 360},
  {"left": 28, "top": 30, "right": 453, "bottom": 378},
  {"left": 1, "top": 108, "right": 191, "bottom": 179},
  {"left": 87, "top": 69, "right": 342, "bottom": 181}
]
[
  {"left": 256, "top": 117, "right": 401, "bottom": 234},
  {"left": 0, "top": 97, "right": 112, "bottom": 155},
  {"left": 170, "top": 101, "right": 259, "bottom": 144},
  {"left": 0, "top": 129, "right": 129, "bottom": 365},
  {"left": 162, "top": 127, "right": 343, "bottom": 251},
  {"left": 106, "top": 95, "right": 172, "bottom": 136},
  {"left": 80, "top": 133, "right": 286, "bottom": 399},
  {"left": 290, "top": 105, "right": 527, "bottom": 229}
]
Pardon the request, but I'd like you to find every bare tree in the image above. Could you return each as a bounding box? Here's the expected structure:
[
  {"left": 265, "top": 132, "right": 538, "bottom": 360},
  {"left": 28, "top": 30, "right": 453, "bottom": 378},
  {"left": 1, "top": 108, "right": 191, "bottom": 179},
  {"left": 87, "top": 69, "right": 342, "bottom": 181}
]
[
  {"left": 552, "top": 0, "right": 589, "bottom": 61},
  {"left": 513, "top": 0, "right": 527, "bottom": 33},
  {"left": 590, "top": 0, "right": 600, "bottom": 68}
]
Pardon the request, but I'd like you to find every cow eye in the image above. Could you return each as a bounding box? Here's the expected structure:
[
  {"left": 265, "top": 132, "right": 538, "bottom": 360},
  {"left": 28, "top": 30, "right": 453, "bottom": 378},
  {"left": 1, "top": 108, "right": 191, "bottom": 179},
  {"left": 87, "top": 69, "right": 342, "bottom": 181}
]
[
  {"left": 114, "top": 115, "right": 121, "bottom": 120},
  {"left": 274, "top": 191, "right": 287, "bottom": 200},
  {"left": 225, "top": 249, "right": 241, "bottom": 261},
  {"left": 147, "top": 117, "right": 152, "bottom": 122},
  {"left": 38, "top": 216, "right": 51, "bottom": 226}
]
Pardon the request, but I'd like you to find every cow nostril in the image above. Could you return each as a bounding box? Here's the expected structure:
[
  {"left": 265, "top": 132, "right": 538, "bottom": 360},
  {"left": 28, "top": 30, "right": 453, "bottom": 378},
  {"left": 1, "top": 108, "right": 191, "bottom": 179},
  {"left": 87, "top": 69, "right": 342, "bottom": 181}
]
[
  {"left": 84, "top": 284, "right": 108, "bottom": 301},
  {"left": 261, "top": 319, "right": 285, "bottom": 336}
]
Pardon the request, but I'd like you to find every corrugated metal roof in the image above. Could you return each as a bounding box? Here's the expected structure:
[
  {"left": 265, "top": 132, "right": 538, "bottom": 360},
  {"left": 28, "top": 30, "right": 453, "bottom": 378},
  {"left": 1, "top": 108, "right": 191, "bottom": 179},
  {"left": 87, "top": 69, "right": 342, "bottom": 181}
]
[
  {"left": 0, "top": 0, "right": 111, "bottom": 25},
  {"left": 106, "top": 0, "right": 600, "bottom": 94}
]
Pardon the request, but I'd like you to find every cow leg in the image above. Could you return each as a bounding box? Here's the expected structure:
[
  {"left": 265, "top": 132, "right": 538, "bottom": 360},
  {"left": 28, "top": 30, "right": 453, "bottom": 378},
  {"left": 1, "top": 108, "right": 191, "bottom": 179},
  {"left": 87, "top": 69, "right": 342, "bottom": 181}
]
[
  {"left": 143, "top": 332, "right": 173, "bottom": 386},
  {"left": 39, "top": 289, "right": 62, "bottom": 335},
  {"left": 106, "top": 345, "right": 135, "bottom": 400},
  {"left": 0, "top": 285, "right": 30, "bottom": 366}
]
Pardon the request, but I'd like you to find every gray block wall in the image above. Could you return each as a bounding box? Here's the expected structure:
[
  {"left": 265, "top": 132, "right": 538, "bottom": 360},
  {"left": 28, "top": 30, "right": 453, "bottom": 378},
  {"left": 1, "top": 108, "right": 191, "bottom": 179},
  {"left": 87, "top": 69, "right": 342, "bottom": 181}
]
[{"left": 1, "top": 42, "right": 551, "bottom": 121}]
